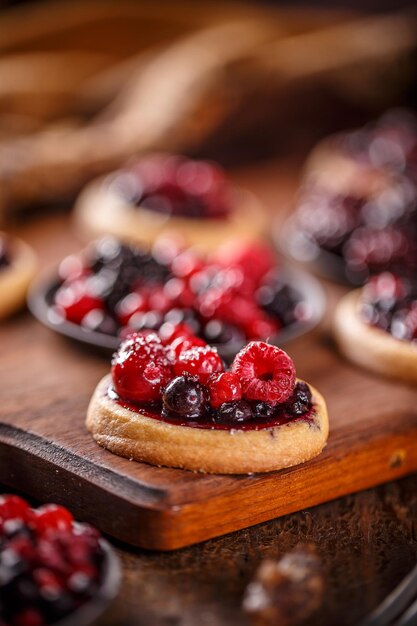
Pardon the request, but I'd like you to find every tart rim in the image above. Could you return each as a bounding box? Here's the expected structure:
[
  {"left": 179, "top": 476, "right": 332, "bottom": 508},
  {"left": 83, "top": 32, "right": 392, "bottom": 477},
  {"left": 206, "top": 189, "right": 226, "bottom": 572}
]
[
  {"left": 334, "top": 288, "right": 417, "bottom": 383},
  {"left": 74, "top": 175, "right": 267, "bottom": 251},
  {"left": 0, "top": 232, "right": 37, "bottom": 319}
]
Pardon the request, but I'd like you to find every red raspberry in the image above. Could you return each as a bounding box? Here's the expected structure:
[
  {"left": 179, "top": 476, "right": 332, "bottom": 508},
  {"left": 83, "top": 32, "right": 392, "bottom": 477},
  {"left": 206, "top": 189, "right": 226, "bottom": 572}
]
[
  {"left": 211, "top": 241, "right": 275, "bottom": 287},
  {"left": 111, "top": 332, "right": 173, "bottom": 402},
  {"left": 168, "top": 334, "right": 207, "bottom": 360},
  {"left": 245, "top": 315, "right": 280, "bottom": 340},
  {"left": 173, "top": 346, "right": 223, "bottom": 383},
  {"left": 0, "top": 494, "right": 31, "bottom": 523},
  {"left": 159, "top": 322, "right": 195, "bottom": 344},
  {"left": 207, "top": 372, "right": 242, "bottom": 408},
  {"left": 232, "top": 341, "right": 296, "bottom": 404},
  {"left": 116, "top": 292, "right": 148, "bottom": 326},
  {"left": 34, "top": 504, "right": 74, "bottom": 535},
  {"left": 55, "top": 278, "right": 103, "bottom": 324}
]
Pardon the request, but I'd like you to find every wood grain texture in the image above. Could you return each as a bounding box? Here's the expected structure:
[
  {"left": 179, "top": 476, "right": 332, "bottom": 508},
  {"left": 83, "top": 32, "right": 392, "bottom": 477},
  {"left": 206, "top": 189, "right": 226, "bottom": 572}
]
[{"left": 2, "top": 207, "right": 417, "bottom": 550}]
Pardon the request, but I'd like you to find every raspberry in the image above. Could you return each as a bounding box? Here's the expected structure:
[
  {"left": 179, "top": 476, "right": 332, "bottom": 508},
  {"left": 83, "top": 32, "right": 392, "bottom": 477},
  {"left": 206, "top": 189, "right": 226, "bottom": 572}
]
[
  {"left": 55, "top": 278, "right": 104, "bottom": 325},
  {"left": 111, "top": 332, "right": 173, "bottom": 402},
  {"left": 168, "top": 334, "right": 207, "bottom": 360},
  {"left": 34, "top": 504, "right": 74, "bottom": 535},
  {"left": 159, "top": 322, "right": 195, "bottom": 344},
  {"left": 207, "top": 372, "right": 242, "bottom": 408},
  {"left": 116, "top": 291, "right": 148, "bottom": 326},
  {"left": 173, "top": 346, "right": 223, "bottom": 383},
  {"left": 232, "top": 342, "right": 296, "bottom": 404},
  {"left": 211, "top": 241, "right": 275, "bottom": 287},
  {"left": 0, "top": 495, "right": 31, "bottom": 523}
]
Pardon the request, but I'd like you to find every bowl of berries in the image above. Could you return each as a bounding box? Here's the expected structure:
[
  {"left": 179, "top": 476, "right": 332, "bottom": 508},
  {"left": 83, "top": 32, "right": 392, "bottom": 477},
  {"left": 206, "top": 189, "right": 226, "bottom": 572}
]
[
  {"left": 0, "top": 495, "right": 121, "bottom": 626},
  {"left": 28, "top": 236, "right": 325, "bottom": 360}
]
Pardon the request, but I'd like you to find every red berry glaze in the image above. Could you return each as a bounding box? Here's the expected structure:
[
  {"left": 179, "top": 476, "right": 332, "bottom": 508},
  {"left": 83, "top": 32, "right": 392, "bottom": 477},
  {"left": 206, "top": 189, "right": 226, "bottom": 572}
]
[
  {"left": 34, "top": 504, "right": 74, "bottom": 535},
  {"left": 173, "top": 346, "right": 223, "bottom": 383},
  {"left": 112, "top": 332, "right": 173, "bottom": 402},
  {"left": 207, "top": 372, "right": 242, "bottom": 408},
  {"left": 232, "top": 341, "right": 296, "bottom": 404}
]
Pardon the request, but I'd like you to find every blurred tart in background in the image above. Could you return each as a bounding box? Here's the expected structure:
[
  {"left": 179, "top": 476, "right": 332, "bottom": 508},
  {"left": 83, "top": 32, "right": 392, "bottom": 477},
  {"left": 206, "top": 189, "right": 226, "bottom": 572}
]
[
  {"left": 74, "top": 154, "right": 267, "bottom": 251},
  {"left": 0, "top": 232, "right": 37, "bottom": 319},
  {"left": 284, "top": 110, "right": 417, "bottom": 284},
  {"left": 334, "top": 272, "right": 417, "bottom": 383}
]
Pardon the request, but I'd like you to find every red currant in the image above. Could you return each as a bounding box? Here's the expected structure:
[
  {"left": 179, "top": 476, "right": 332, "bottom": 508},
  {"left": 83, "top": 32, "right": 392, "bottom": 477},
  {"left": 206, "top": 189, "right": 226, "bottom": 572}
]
[
  {"left": 173, "top": 346, "right": 223, "bottom": 383},
  {"left": 34, "top": 504, "right": 74, "bottom": 535}
]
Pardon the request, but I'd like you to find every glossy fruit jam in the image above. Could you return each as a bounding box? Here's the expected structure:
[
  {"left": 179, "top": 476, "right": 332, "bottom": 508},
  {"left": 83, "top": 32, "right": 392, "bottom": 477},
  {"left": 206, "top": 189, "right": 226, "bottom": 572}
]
[{"left": 106, "top": 386, "right": 316, "bottom": 432}]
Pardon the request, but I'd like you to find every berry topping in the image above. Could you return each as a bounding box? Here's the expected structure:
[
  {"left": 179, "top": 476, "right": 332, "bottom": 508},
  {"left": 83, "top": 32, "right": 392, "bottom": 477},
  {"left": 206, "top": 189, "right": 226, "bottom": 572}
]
[
  {"left": 33, "top": 505, "right": 74, "bottom": 536},
  {"left": 0, "top": 495, "right": 31, "bottom": 524},
  {"left": 162, "top": 375, "right": 208, "bottom": 419},
  {"left": 122, "top": 155, "right": 231, "bottom": 219},
  {"left": 111, "top": 332, "right": 173, "bottom": 402},
  {"left": 0, "top": 496, "right": 105, "bottom": 626},
  {"left": 232, "top": 342, "right": 296, "bottom": 404},
  {"left": 55, "top": 278, "right": 104, "bottom": 325},
  {"left": 215, "top": 400, "right": 253, "bottom": 424},
  {"left": 168, "top": 333, "right": 207, "bottom": 360},
  {"left": 173, "top": 346, "right": 224, "bottom": 383},
  {"left": 286, "top": 382, "right": 312, "bottom": 416},
  {"left": 207, "top": 372, "right": 242, "bottom": 408}
]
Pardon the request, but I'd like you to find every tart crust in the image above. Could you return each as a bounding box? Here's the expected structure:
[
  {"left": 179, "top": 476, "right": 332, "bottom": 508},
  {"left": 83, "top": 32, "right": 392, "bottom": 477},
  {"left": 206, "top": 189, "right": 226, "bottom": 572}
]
[
  {"left": 334, "top": 289, "right": 417, "bottom": 383},
  {"left": 303, "top": 134, "right": 390, "bottom": 199},
  {"left": 86, "top": 375, "right": 329, "bottom": 474},
  {"left": 0, "top": 233, "right": 37, "bottom": 319},
  {"left": 74, "top": 176, "right": 267, "bottom": 252}
]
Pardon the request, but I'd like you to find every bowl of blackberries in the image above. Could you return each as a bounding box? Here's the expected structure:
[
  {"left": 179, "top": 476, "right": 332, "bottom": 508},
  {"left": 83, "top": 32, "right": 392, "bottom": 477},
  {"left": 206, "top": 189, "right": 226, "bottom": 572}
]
[
  {"left": 28, "top": 236, "right": 325, "bottom": 360},
  {"left": 0, "top": 495, "right": 120, "bottom": 626}
]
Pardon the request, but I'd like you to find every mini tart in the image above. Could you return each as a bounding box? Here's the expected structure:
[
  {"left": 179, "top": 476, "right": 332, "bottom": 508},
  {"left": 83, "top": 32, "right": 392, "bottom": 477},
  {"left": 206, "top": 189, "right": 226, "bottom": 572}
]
[
  {"left": 74, "top": 176, "right": 267, "bottom": 252},
  {"left": 334, "top": 289, "right": 417, "bottom": 383},
  {"left": 303, "top": 134, "right": 391, "bottom": 199},
  {"left": 0, "top": 233, "right": 37, "bottom": 319},
  {"left": 86, "top": 375, "right": 329, "bottom": 475}
]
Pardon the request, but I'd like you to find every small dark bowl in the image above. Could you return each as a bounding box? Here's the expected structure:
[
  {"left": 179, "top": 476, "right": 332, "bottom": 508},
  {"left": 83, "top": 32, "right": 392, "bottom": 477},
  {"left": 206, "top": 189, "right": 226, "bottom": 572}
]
[
  {"left": 41, "top": 535, "right": 120, "bottom": 626},
  {"left": 28, "top": 264, "right": 326, "bottom": 361},
  {"left": 276, "top": 215, "right": 368, "bottom": 286}
]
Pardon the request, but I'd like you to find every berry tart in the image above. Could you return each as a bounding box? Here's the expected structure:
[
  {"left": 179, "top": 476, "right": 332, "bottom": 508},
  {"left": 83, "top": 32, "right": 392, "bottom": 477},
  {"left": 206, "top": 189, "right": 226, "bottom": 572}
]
[
  {"left": 86, "top": 329, "right": 328, "bottom": 474},
  {"left": 334, "top": 272, "right": 417, "bottom": 383},
  {"left": 285, "top": 110, "right": 417, "bottom": 284},
  {"left": 43, "top": 236, "right": 314, "bottom": 355},
  {"left": 0, "top": 232, "right": 37, "bottom": 319},
  {"left": 74, "top": 154, "right": 267, "bottom": 252},
  {"left": 0, "top": 495, "right": 120, "bottom": 626}
]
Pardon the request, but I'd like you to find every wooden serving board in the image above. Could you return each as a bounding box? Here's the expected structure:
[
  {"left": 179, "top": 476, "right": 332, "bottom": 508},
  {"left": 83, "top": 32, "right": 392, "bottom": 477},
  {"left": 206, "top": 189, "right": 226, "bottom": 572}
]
[
  {"left": 1, "top": 288, "right": 417, "bottom": 551},
  {"left": 3, "top": 152, "right": 417, "bottom": 552}
]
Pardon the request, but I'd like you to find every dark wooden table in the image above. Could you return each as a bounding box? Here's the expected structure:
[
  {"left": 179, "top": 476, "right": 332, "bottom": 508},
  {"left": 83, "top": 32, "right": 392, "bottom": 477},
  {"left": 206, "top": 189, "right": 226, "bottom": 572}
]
[{"left": 3, "top": 159, "right": 417, "bottom": 626}]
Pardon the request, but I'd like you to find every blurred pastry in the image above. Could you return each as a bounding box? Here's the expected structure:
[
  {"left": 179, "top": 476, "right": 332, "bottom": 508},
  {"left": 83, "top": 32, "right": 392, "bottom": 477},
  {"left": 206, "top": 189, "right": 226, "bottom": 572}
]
[
  {"left": 334, "top": 272, "right": 417, "bottom": 383},
  {"left": 0, "top": 232, "right": 37, "bottom": 318},
  {"left": 286, "top": 110, "right": 417, "bottom": 284},
  {"left": 74, "top": 154, "right": 267, "bottom": 251}
]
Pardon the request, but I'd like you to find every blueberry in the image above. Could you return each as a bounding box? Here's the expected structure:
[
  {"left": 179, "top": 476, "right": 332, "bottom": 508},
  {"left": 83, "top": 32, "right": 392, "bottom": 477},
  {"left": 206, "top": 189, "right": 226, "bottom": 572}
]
[
  {"left": 252, "top": 401, "right": 276, "bottom": 420},
  {"left": 162, "top": 376, "right": 208, "bottom": 419},
  {"left": 215, "top": 400, "right": 253, "bottom": 424},
  {"left": 286, "top": 382, "right": 312, "bottom": 416}
]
